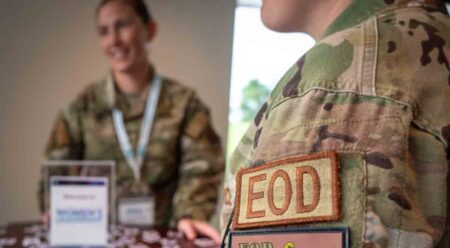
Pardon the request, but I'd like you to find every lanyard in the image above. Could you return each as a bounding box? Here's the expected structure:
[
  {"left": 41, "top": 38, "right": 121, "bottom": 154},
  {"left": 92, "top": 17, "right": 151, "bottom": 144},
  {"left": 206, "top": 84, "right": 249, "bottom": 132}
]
[{"left": 112, "top": 74, "right": 162, "bottom": 180}]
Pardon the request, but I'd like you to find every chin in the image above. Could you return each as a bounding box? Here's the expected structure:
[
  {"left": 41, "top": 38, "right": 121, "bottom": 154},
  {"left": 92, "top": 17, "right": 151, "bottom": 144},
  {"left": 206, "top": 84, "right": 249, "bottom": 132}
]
[
  {"left": 111, "top": 63, "right": 133, "bottom": 73},
  {"left": 262, "top": 19, "right": 293, "bottom": 33},
  {"left": 261, "top": 14, "right": 288, "bottom": 33}
]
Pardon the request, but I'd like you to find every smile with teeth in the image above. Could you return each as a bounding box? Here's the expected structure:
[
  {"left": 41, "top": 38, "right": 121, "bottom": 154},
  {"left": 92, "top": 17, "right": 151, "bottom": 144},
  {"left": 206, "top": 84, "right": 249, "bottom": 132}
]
[{"left": 110, "top": 49, "right": 129, "bottom": 60}]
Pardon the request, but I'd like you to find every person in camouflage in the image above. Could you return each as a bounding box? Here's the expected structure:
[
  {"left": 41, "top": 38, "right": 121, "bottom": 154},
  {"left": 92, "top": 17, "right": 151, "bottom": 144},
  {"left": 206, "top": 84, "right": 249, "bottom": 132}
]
[
  {"left": 221, "top": 0, "right": 450, "bottom": 247},
  {"left": 39, "top": 0, "right": 223, "bottom": 242}
]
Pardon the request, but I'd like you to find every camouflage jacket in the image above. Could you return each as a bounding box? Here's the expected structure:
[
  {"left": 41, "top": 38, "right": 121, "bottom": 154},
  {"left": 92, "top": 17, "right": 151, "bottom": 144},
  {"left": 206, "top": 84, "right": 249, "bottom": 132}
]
[
  {"left": 41, "top": 72, "right": 224, "bottom": 227},
  {"left": 221, "top": 0, "right": 450, "bottom": 247}
]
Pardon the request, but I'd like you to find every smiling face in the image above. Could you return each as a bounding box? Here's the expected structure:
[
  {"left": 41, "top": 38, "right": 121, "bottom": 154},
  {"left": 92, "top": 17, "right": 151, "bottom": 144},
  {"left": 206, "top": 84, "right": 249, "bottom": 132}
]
[{"left": 96, "top": 1, "right": 155, "bottom": 74}]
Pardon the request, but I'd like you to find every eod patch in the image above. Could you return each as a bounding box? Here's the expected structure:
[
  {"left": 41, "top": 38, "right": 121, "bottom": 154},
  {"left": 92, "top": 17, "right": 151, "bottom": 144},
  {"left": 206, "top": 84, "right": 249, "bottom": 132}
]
[{"left": 233, "top": 151, "right": 340, "bottom": 229}]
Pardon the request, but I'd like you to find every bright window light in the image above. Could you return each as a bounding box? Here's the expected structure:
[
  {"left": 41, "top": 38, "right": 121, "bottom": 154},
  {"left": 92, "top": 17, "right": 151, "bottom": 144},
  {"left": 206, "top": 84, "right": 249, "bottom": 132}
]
[{"left": 227, "top": 6, "right": 315, "bottom": 158}]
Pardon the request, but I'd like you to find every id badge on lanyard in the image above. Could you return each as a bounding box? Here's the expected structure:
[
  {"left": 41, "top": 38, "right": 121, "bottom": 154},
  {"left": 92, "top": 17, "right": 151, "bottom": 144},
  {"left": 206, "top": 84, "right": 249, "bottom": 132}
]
[
  {"left": 118, "top": 197, "right": 155, "bottom": 226},
  {"left": 112, "top": 73, "right": 162, "bottom": 226}
]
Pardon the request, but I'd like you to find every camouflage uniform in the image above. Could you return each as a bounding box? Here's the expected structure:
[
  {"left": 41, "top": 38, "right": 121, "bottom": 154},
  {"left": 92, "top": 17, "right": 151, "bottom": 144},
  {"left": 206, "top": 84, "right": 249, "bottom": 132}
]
[
  {"left": 221, "top": 0, "right": 450, "bottom": 247},
  {"left": 41, "top": 72, "right": 224, "bottom": 227}
]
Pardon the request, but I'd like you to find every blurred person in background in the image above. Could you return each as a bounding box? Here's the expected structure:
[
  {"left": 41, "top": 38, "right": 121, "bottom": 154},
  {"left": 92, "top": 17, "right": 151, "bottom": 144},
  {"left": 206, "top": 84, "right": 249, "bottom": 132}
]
[{"left": 39, "top": 0, "right": 223, "bottom": 242}]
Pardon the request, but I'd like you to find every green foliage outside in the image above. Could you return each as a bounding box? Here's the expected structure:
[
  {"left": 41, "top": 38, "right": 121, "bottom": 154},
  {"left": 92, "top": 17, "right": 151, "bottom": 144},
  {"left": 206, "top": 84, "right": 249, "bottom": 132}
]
[
  {"left": 240, "top": 79, "right": 270, "bottom": 122},
  {"left": 226, "top": 79, "right": 270, "bottom": 160}
]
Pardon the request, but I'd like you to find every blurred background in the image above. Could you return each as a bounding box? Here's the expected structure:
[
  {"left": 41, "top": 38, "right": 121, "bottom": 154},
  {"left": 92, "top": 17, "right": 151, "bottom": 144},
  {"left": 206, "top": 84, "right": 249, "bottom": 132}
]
[
  {"left": 0, "top": 0, "right": 318, "bottom": 227},
  {"left": 227, "top": 1, "right": 314, "bottom": 159},
  {"left": 0, "top": 0, "right": 235, "bottom": 226}
]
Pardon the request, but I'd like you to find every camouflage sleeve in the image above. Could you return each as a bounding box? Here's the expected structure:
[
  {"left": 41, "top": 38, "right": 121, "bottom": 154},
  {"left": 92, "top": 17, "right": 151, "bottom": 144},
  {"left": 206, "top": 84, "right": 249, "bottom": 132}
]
[
  {"left": 38, "top": 108, "right": 84, "bottom": 213},
  {"left": 221, "top": 99, "right": 450, "bottom": 247},
  {"left": 44, "top": 110, "right": 84, "bottom": 160},
  {"left": 437, "top": 131, "right": 450, "bottom": 247},
  {"left": 220, "top": 119, "right": 257, "bottom": 234},
  {"left": 171, "top": 93, "right": 224, "bottom": 224},
  {"left": 408, "top": 123, "right": 448, "bottom": 247}
]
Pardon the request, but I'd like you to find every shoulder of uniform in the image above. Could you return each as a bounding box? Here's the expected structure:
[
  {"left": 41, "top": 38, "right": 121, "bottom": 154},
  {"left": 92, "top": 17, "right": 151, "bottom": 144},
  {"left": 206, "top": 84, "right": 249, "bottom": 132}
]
[
  {"left": 162, "top": 77, "right": 195, "bottom": 97},
  {"left": 268, "top": 23, "right": 363, "bottom": 110},
  {"left": 375, "top": 6, "right": 450, "bottom": 141},
  {"left": 160, "top": 77, "right": 198, "bottom": 109},
  {"left": 375, "top": 4, "right": 449, "bottom": 50},
  {"left": 374, "top": 6, "right": 450, "bottom": 99},
  {"left": 375, "top": 4, "right": 450, "bottom": 54}
]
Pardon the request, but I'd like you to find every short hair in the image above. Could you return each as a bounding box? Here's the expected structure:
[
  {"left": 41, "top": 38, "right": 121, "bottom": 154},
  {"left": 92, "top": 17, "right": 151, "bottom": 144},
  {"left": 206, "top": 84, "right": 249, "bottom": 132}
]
[{"left": 96, "top": 0, "right": 153, "bottom": 24}]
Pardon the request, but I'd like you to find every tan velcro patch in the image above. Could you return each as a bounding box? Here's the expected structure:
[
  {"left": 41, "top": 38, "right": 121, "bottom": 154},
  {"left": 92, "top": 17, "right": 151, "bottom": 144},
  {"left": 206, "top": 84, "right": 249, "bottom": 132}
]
[{"left": 233, "top": 151, "right": 340, "bottom": 229}]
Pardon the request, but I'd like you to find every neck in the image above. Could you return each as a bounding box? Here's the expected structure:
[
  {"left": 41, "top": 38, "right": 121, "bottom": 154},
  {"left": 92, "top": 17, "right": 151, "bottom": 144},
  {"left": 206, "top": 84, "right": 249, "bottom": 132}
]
[
  {"left": 113, "top": 62, "right": 154, "bottom": 94},
  {"left": 304, "top": 0, "right": 353, "bottom": 40}
]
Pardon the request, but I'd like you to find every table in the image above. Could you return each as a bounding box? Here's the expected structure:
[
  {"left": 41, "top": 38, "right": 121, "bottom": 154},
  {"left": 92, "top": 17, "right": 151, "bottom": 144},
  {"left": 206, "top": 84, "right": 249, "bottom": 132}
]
[{"left": 0, "top": 222, "right": 220, "bottom": 248}]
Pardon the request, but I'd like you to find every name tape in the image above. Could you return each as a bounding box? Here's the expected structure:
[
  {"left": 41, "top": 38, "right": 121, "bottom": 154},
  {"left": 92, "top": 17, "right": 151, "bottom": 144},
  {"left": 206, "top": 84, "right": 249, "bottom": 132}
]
[{"left": 229, "top": 227, "right": 348, "bottom": 248}]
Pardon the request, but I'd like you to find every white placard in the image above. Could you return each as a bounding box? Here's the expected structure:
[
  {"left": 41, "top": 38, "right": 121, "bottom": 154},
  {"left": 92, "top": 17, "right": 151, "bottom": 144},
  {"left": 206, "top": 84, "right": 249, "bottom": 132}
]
[{"left": 50, "top": 176, "right": 108, "bottom": 247}]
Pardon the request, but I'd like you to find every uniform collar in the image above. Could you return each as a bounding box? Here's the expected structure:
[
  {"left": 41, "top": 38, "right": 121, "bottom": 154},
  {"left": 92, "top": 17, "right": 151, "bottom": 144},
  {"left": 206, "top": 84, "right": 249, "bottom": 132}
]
[
  {"left": 97, "top": 67, "right": 156, "bottom": 113},
  {"left": 86, "top": 74, "right": 116, "bottom": 115},
  {"left": 321, "top": 0, "right": 445, "bottom": 39}
]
